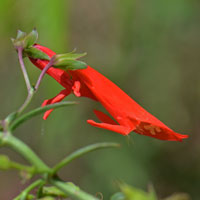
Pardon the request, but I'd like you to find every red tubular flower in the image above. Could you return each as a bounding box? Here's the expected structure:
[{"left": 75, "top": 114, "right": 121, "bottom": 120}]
[{"left": 29, "top": 44, "right": 188, "bottom": 141}]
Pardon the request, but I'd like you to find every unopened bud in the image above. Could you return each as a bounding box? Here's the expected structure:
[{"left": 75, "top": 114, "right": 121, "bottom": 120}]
[{"left": 0, "top": 155, "right": 11, "bottom": 170}]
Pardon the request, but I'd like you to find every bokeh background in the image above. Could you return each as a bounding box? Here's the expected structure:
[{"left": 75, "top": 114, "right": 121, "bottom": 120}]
[{"left": 0, "top": 0, "right": 199, "bottom": 199}]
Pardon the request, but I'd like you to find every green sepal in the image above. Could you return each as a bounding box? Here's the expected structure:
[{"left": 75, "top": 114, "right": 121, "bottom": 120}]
[
  {"left": 24, "top": 47, "right": 50, "bottom": 60},
  {"left": 54, "top": 52, "right": 87, "bottom": 60},
  {"left": 52, "top": 52, "right": 87, "bottom": 70},
  {"left": 11, "top": 30, "right": 27, "bottom": 48},
  {"left": 11, "top": 29, "right": 38, "bottom": 49},
  {"left": 53, "top": 59, "right": 87, "bottom": 70},
  {"left": 16, "top": 30, "right": 26, "bottom": 40},
  {"left": 25, "top": 29, "right": 38, "bottom": 48}
]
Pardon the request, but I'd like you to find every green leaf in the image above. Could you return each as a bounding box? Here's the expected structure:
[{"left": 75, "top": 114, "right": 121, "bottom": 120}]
[
  {"left": 24, "top": 47, "right": 50, "bottom": 60},
  {"left": 53, "top": 59, "right": 87, "bottom": 70},
  {"left": 52, "top": 142, "right": 120, "bottom": 174},
  {"left": 10, "top": 101, "right": 77, "bottom": 131}
]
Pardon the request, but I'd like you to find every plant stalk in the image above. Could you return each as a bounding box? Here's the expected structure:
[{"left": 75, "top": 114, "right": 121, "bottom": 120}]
[
  {"left": 18, "top": 87, "right": 34, "bottom": 114},
  {"left": 17, "top": 47, "right": 31, "bottom": 92},
  {"left": 14, "top": 179, "right": 44, "bottom": 200},
  {"left": 2, "top": 133, "right": 50, "bottom": 173},
  {"left": 35, "top": 57, "right": 55, "bottom": 91}
]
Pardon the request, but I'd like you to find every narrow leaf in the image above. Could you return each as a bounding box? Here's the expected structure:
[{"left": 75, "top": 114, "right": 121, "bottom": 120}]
[
  {"left": 52, "top": 142, "right": 120, "bottom": 174},
  {"left": 10, "top": 101, "right": 77, "bottom": 131}
]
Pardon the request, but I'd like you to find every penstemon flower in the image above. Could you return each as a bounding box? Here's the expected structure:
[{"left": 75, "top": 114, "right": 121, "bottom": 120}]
[{"left": 29, "top": 44, "right": 188, "bottom": 141}]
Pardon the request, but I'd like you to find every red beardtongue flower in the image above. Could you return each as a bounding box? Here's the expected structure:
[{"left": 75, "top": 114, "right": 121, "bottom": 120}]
[{"left": 29, "top": 44, "right": 188, "bottom": 142}]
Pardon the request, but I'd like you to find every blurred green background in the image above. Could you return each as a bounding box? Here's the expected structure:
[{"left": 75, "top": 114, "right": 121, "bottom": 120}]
[{"left": 0, "top": 0, "right": 199, "bottom": 199}]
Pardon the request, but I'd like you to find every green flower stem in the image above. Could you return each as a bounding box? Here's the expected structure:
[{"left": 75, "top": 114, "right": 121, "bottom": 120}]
[
  {"left": 14, "top": 179, "right": 44, "bottom": 200},
  {"left": 2, "top": 132, "right": 50, "bottom": 173},
  {"left": 10, "top": 101, "right": 77, "bottom": 131},
  {"left": 52, "top": 142, "right": 120, "bottom": 175},
  {"left": 50, "top": 180, "right": 99, "bottom": 200}
]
